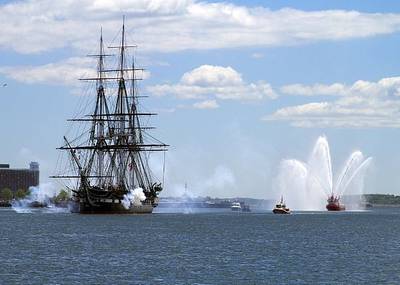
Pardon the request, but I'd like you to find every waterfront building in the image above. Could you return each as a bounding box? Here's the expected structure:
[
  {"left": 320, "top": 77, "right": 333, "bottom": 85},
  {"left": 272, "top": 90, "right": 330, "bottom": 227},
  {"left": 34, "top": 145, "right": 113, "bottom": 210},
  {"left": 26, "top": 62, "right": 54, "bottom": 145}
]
[{"left": 0, "top": 162, "right": 39, "bottom": 192}]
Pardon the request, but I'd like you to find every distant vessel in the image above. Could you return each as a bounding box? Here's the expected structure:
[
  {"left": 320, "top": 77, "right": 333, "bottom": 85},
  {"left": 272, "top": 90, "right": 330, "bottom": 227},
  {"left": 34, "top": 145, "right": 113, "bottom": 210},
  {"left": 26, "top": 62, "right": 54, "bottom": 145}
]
[
  {"left": 326, "top": 194, "right": 345, "bottom": 211},
  {"left": 53, "top": 19, "right": 168, "bottom": 214},
  {"left": 204, "top": 199, "right": 232, "bottom": 208},
  {"left": 273, "top": 197, "right": 291, "bottom": 214},
  {"left": 231, "top": 202, "right": 242, "bottom": 211},
  {"left": 0, "top": 201, "right": 11, "bottom": 207},
  {"left": 241, "top": 204, "right": 251, "bottom": 212},
  {"left": 28, "top": 201, "right": 48, "bottom": 208}
]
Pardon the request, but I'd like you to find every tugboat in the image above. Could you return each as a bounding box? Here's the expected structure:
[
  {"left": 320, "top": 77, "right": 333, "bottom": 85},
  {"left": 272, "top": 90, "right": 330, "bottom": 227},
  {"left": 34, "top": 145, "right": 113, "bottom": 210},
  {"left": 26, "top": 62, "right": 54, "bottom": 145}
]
[
  {"left": 326, "top": 194, "right": 345, "bottom": 211},
  {"left": 273, "top": 196, "right": 291, "bottom": 214},
  {"left": 231, "top": 202, "right": 242, "bottom": 211}
]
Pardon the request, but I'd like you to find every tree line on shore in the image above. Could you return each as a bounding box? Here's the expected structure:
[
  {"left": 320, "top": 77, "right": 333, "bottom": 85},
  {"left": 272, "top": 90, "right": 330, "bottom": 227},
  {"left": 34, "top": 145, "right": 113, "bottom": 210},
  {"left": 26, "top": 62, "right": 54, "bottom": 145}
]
[
  {"left": 364, "top": 194, "right": 400, "bottom": 205},
  {"left": 0, "top": 188, "right": 70, "bottom": 203},
  {"left": 1, "top": 189, "right": 400, "bottom": 206}
]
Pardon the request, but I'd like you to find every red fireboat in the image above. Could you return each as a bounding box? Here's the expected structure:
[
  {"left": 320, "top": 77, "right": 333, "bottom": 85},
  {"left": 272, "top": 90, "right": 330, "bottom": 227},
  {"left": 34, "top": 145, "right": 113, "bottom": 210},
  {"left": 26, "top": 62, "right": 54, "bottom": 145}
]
[
  {"left": 326, "top": 194, "right": 345, "bottom": 211},
  {"left": 273, "top": 196, "right": 291, "bottom": 214}
]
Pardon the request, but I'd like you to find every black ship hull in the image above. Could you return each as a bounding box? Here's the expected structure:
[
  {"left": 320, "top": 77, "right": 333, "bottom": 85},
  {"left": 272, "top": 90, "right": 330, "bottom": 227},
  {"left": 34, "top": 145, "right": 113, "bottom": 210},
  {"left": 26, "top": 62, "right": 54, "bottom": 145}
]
[
  {"left": 71, "top": 200, "right": 154, "bottom": 214},
  {"left": 71, "top": 186, "right": 158, "bottom": 214}
]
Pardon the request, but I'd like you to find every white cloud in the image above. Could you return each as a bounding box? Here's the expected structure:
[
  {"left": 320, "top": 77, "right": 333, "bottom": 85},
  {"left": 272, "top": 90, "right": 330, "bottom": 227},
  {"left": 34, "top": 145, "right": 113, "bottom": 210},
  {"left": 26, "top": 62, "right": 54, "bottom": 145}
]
[
  {"left": 281, "top": 78, "right": 400, "bottom": 97},
  {"left": 1, "top": 1, "right": 400, "bottom": 54},
  {"left": 193, "top": 99, "right": 219, "bottom": 109},
  {"left": 87, "top": 0, "right": 191, "bottom": 14},
  {"left": 251, "top": 52, "right": 264, "bottom": 59},
  {"left": 181, "top": 65, "right": 242, "bottom": 86},
  {"left": 0, "top": 57, "right": 150, "bottom": 87},
  {"left": 281, "top": 83, "right": 347, "bottom": 96},
  {"left": 264, "top": 76, "right": 400, "bottom": 128},
  {"left": 147, "top": 64, "right": 277, "bottom": 101},
  {"left": 0, "top": 57, "right": 96, "bottom": 86}
]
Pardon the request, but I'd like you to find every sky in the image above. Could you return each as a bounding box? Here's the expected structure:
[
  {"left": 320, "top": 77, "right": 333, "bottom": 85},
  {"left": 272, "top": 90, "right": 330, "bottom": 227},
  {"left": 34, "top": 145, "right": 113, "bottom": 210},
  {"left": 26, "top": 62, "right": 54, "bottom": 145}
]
[{"left": 1, "top": 0, "right": 400, "bottom": 199}]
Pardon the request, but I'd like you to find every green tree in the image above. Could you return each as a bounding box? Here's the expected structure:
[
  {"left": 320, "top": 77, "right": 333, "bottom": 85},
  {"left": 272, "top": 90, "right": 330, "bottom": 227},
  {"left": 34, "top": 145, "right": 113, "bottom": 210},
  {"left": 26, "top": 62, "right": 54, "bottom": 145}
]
[
  {"left": 54, "top": 189, "right": 70, "bottom": 203},
  {"left": 15, "top": 188, "right": 29, "bottom": 200},
  {"left": 0, "top": 188, "right": 13, "bottom": 201}
]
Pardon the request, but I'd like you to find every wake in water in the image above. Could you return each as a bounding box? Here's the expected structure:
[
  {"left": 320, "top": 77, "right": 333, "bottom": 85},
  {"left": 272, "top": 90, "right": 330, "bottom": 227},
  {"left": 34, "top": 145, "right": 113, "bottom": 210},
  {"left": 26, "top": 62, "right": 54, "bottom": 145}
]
[{"left": 276, "top": 136, "right": 372, "bottom": 211}]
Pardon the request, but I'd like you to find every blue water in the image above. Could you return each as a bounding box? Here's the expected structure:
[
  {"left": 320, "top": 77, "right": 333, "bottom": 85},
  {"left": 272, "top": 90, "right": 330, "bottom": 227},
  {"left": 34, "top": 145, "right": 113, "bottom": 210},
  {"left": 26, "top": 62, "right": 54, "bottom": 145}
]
[{"left": 0, "top": 208, "right": 399, "bottom": 284}]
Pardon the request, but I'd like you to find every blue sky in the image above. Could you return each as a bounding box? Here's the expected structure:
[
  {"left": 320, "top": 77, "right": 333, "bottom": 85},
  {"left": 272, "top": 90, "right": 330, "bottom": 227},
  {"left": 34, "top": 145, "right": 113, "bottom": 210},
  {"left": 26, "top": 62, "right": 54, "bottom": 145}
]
[{"left": 1, "top": 0, "right": 400, "bottom": 198}]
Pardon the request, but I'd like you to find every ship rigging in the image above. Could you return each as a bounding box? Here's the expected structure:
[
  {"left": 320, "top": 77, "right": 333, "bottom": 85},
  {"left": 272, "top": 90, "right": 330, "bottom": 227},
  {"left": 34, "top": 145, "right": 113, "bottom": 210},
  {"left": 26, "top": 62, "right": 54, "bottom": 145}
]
[{"left": 53, "top": 20, "right": 168, "bottom": 214}]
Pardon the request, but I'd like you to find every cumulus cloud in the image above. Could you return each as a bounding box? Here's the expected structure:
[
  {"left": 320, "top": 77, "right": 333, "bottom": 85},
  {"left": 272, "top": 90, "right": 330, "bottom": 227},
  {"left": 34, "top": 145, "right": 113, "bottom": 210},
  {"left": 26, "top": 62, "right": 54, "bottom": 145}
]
[
  {"left": 264, "top": 76, "right": 400, "bottom": 128},
  {"left": 280, "top": 78, "right": 400, "bottom": 97},
  {"left": 147, "top": 64, "right": 277, "bottom": 101},
  {"left": 0, "top": 57, "right": 96, "bottom": 86},
  {"left": 1, "top": 1, "right": 400, "bottom": 54},
  {"left": 280, "top": 83, "right": 347, "bottom": 96},
  {"left": 0, "top": 57, "right": 150, "bottom": 87},
  {"left": 181, "top": 65, "right": 242, "bottom": 86},
  {"left": 193, "top": 99, "right": 219, "bottom": 109}
]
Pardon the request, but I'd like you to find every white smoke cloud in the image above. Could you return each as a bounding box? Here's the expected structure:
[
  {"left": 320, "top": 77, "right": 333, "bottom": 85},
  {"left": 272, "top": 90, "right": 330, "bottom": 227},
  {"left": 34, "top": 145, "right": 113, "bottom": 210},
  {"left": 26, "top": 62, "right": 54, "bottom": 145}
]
[
  {"left": 159, "top": 124, "right": 273, "bottom": 199},
  {"left": 12, "top": 182, "right": 67, "bottom": 213},
  {"left": 122, "top": 188, "right": 147, "bottom": 209},
  {"left": 204, "top": 165, "right": 236, "bottom": 190}
]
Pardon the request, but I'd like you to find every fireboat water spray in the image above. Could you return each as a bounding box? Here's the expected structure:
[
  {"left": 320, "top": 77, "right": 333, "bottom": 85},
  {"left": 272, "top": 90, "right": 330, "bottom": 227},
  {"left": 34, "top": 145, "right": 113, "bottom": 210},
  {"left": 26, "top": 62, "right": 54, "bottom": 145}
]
[{"left": 276, "top": 136, "right": 372, "bottom": 211}]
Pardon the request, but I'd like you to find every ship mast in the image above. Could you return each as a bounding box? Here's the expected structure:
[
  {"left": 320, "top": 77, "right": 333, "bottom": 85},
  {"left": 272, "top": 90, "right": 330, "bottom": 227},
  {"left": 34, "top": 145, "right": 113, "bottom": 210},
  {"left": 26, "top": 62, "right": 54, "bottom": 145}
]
[
  {"left": 94, "top": 29, "right": 107, "bottom": 186},
  {"left": 56, "top": 19, "right": 168, "bottom": 195},
  {"left": 115, "top": 18, "right": 128, "bottom": 187}
]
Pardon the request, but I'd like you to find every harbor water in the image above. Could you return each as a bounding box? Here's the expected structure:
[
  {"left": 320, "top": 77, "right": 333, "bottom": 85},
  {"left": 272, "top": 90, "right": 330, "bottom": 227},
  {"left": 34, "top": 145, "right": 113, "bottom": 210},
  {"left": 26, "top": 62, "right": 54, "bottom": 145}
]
[{"left": 0, "top": 208, "right": 399, "bottom": 284}]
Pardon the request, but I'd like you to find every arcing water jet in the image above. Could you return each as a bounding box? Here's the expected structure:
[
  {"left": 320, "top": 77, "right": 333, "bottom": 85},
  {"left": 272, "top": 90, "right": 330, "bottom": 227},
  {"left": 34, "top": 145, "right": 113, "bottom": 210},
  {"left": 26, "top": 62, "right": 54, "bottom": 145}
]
[{"left": 276, "top": 136, "right": 371, "bottom": 211}]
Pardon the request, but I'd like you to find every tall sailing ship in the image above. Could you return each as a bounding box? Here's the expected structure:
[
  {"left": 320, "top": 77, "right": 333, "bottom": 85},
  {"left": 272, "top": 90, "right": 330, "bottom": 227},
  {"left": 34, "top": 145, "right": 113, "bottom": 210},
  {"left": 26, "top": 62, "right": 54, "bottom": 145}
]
[{"left": 54, "top": 21, "right": 168, "bottom": 214}]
